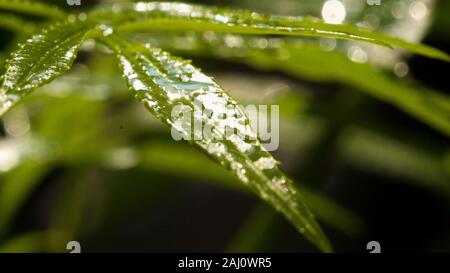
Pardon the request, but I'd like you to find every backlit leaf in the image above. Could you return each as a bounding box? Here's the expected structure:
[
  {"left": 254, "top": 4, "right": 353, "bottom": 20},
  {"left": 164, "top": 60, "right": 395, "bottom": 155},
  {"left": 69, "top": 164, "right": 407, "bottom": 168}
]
[
  {"left": 0, "top": 20, "right": 94, "bottom": 116},
  {"left": 100, "top": 34, "right": 332, "bottom": 252},
  {"left": 91, "top": 1, "right": 449, "bottom": 61}
]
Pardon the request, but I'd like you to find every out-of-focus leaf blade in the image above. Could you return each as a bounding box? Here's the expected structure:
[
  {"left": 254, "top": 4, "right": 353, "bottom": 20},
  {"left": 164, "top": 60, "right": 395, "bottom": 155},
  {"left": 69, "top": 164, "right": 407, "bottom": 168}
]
[
  {"left": 101, "top": 34, "right": 332, "bottom": 252},
  {"left": 339, "top": 126, "right": 450, "bottom": 197},
  {"left": 0, "top": 231, "right": 68, "bottom": 252}
]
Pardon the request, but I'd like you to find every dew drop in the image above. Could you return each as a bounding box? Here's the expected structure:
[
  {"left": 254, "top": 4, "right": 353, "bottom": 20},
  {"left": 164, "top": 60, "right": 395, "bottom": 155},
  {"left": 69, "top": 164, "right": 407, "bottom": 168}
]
[
  {"left": 78, "top": 12, "right": 87, "bottom": 21},
  {"left": 319, "top": 38, "right": 337, "bottom": 51},
  {"left": 254, "top": 157, "right": 277, "bottom": 170},
  {"left": 207, "top": 142, "right": 226, "bottom": 156},
  {"left": 214, "top": 14, "right": 230, "bottom": 24}
]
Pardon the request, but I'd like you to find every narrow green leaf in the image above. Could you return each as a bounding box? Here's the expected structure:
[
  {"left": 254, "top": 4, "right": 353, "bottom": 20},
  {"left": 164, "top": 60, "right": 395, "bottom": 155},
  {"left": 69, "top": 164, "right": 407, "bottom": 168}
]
[
  {"left": 91, "top": 1, "right": 449, "bottom": 61},
  {"left": 100, "top": 34, "right": 332, "bottom": 252},
  {"left": 0, "top": 0, "right": 66, "bottom": 19},
  {"left": 250, "top": 43, "right": 450, "bottom": 136},
  {"left": 0, "top": 20, "right": 94, "bottom": 116}
]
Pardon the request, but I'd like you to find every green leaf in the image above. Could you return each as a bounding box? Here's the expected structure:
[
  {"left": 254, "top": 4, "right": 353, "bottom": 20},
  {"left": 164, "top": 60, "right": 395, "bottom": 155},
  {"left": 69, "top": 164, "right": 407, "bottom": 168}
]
[
  {"left": 100, "top": 34, "right": 332, "bottom": 252},
  {"left": 91, "top": 1, "right": 449, "bottom": 61},
  {"left": 0, "top": 0, "right": 66, "bottom": 19},
  {"left": 0, "top": 20, "right": 94, "bottom": 116}
]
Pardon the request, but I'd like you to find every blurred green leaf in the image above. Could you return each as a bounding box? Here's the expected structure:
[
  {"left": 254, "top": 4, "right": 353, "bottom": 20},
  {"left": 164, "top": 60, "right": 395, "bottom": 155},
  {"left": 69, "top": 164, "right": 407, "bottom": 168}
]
[
  {"left": 338, "top": 126, "right": 450, "bottom": 197},
  {"left": 92, "top": 2, "right": 449, "bottom": 61},
  {"left": 0, "top": 0, "right": 66, "bottom": 19},
  {"left": 141, "top": 34, "right": 450, "bottom": 136},
  {"left": 0, "top": 161, "right": 51, "bottom": 238},
  {"left": 0, "top": 13, "right": 36, "bottom": 34}
]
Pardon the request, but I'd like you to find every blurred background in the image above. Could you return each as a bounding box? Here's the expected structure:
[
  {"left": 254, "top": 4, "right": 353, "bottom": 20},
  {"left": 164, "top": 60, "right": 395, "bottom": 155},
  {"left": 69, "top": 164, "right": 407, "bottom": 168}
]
[{"left": 0, "top": 0, "right": 449, "bottom": 252}]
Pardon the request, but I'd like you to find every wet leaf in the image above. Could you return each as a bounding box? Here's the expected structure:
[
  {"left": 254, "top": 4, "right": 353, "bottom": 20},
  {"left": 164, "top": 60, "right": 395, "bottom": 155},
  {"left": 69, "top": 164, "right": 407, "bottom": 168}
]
[
  {"left": 92, "top": 1, "right": 449, "bottom": 61},
  {"left": 253, "top": 43, "right": 450, "bottom": 136},
  {"left": 0, "top": 20, "right": 94, "bottom": 116},
  {"left": 100, "top": 34, "right": 332, "bottom": 252}
]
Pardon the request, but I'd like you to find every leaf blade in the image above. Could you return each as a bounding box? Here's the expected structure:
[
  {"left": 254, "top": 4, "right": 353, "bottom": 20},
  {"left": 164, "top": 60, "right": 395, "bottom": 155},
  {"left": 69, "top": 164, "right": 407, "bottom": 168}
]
[
  {"left": 0, "top": 20, "right": 94, "bottom": 116},
  {"left": 100, "top": 34, "right": 332, "bottom": 252},
  {"left": 91, "top": 1, "right": 449, "bottom": 61},
  {"left": 0, "top": 0, "right": 66, "bottom": 19}
]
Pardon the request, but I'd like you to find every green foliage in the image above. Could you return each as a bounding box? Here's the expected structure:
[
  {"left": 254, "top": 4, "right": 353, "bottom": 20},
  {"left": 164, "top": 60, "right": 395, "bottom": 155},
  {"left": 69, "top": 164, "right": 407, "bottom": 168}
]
[
  {"left": 0, "top": 0, "right": 448, "bottom": 252},
  {"left": 0, "top": 21, "right": 93, "bottom": 116},
  {"left": 137, "top": 33, "right": 450, "bottom": 136},
  {"left": 101, "top": 34, "right": 331, "bottom": 251}
]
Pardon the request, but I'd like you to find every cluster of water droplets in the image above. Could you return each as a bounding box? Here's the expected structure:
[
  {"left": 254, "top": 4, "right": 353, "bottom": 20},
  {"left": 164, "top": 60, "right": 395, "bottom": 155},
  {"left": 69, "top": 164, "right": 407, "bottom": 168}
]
[
  {"left": 112, "top": 37, "right": 305, "bottom": 211},
  {"left": 126, "top": 1, "right": 272, "bottom": 27},
  {"left": 0, "top": 2, "right": 338, "bottom": 248}
]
